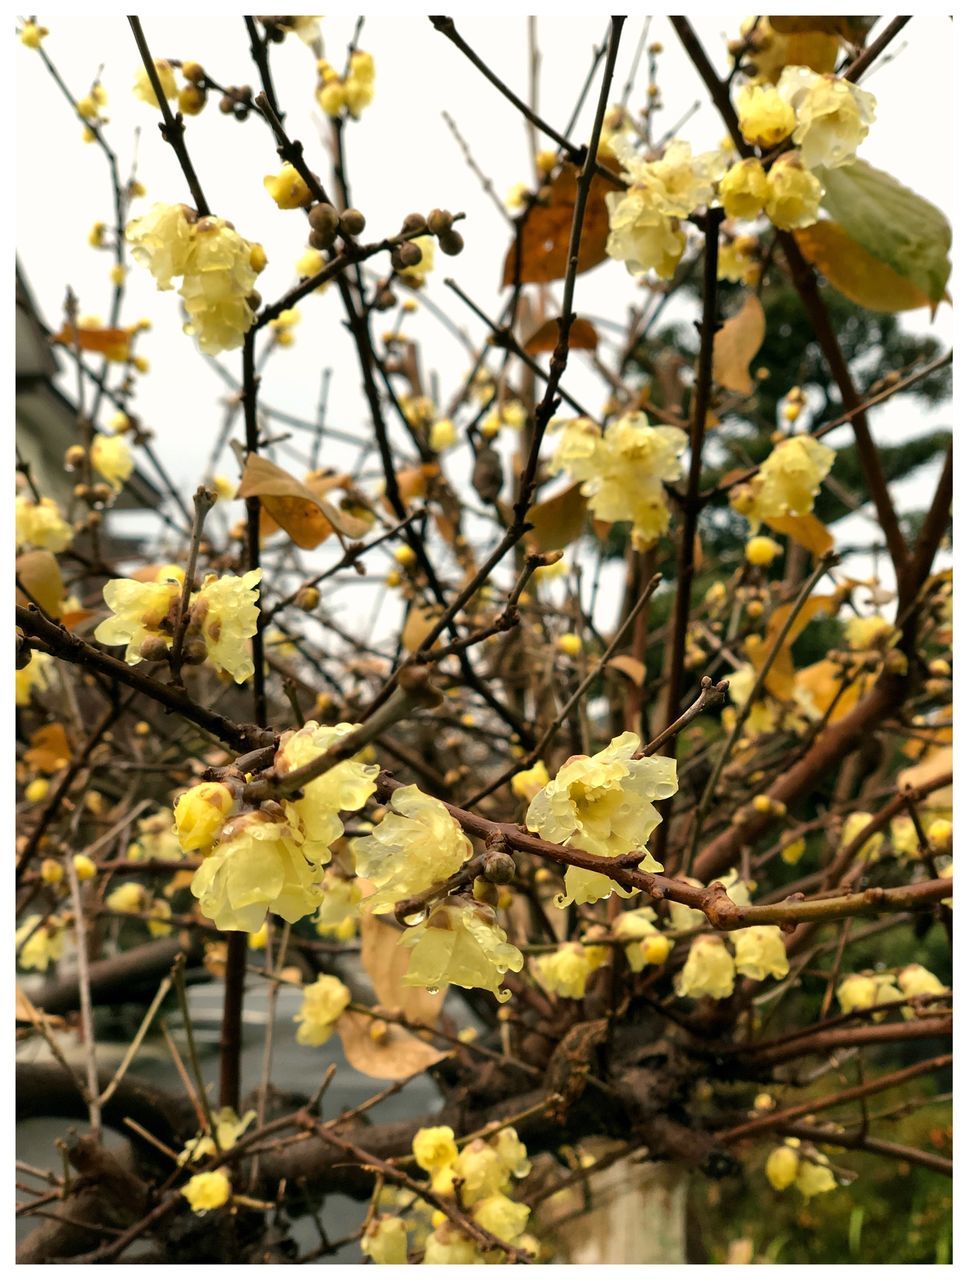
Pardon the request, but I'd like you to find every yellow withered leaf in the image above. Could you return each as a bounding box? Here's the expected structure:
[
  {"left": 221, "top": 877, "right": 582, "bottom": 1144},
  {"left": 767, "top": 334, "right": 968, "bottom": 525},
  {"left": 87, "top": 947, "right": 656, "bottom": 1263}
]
[
  {"left": 16, "top": 551, "right": 64, "bottom": 619},
  {"left": 764, "top": 512, "right": 834, "bottom": 557},
  {"left": 337, "top": 1010, "right": 448, "bottom": 1082},
  {"left": 712, "top": 293, "right": 766, "bottom": 396},
  {"left": 526, "top": 482, "right": 588, "bottom": 552},
  {"left": 794, "top": 221, "right": 932, "bottom": 314},
  {"left": 237, "top": 455, "right": 369, "bottom": 549}
]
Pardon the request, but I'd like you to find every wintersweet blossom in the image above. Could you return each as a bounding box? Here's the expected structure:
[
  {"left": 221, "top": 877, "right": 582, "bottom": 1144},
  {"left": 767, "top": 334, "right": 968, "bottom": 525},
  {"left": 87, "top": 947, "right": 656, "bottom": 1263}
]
[
  {"left": 551, "top": 413, "right": 688, "bottom": 551},
  {"left": 134, "top": 59, "right": 177, "bottom": 109},
  {"left": 765, "top": 1142, "right": 800, "bottom": 1190},
  {"left": 294, "top": 973, "right": 351, "bottom": 1045},
  {"left": 614, "top": 907, "right": 672, "bottom": 971},
  {"left": 179, "top": 1107, "right": 256, "bottom": 1164},
  {"left": 897, "top": 964, "right": 946, "bottom": 999},
  {"left": 718, "top": 158, "right": 769, "bottom": 220},
  {"left": 777, "top": 66, "right": 877, "bottom": 170},
  {"left": 674, "top": 934, "right": 736, "bottom": 1000},
  {"left": 16, "top": 652, "right": 52, "bottom": 706},
  {"left": 473, "top": 1193, "right": 530, "bottom": 1244},
  {"left": 16, "top": 914, "right": 65, "bottom": 972},
  {"left": 361, "top": 1216, "right": 409, "bottom": 1264},
  {"left": 126, "top": 203, "right": 195, "bottom": 288},
  {"left": 534, "top": 941, "right": 607, "bottom": 999},
  {"left": 763, "top": 153, "right": 824, "bottom": 230},
  {"left": 314, "top": 872, "right": 363, "bottom": 940},
  {"left": 526, "top": 730, "right": 677, "bottom": 907},
  {"left": 352, "top": 784, "right": 472, "bottom": 914},
  {"left": 16, "top": 496, "right": 73, "bottom": 552},
  {"left": 735, "top": 82, "right": 796, "bottom": 149},
  {"left": 191, "top": 812, "right": 321, "bottom": 931},
  {"left": 400, "top": 898, "right": 524, "bottom": 1002},
  {"left": 90, "top": 433, "right": 133, "bottom": 492},
  {"left": 422, "top": 1223, "right": 485, "bottom": 1264},
  {"left": 182, "top": 1169, "right": 231, "bottom": 1215},
  {"left": 840, "top": 811, "right": 884, "bottom": 862},
  {"left": 731, "top": 434, "right": 835, "bottom": 530},
  {"left": 732, "top": 925, "right": 790, "bottom": 981},
  {"left": 93, "top": 573, "right": 181, "bottom": 665},
  {"left": 263, "top": 163, "right": 313, "bottom": 210},
  {"left": 510, "top": 760, "right": 550, "bottom": 801},
  {"left": 174, "top": 781, "right": 236, "bottom": 853},
  {"left": 275, "top": 721, "right": 378, "bottom": 864},
  {"left": 412, "top": 1125, "right": 459, "bottom": 1174},
  {"left": 193, "top": 569, "right": 262, "bottom": 683}
]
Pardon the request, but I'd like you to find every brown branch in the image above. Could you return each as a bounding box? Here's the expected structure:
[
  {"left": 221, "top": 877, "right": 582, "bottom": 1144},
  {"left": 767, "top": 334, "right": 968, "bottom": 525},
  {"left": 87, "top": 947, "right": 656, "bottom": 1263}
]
[{"left": 777, "top": 1121, "right": 950, "bottom": 1177}]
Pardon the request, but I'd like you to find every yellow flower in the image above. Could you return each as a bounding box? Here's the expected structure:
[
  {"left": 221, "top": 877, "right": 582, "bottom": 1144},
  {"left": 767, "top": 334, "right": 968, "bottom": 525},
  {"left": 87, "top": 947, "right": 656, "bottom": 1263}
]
[
  {"left": 510, "top": 760, "right": 549, "bottom": 802},
  {"left": 39, "top": 856, "right": 62, "bottom": 883},
  {"left": 16, "top": 652, "right": 51, "bottom": 706},
  {"left": 93, "top": 574, "right": 180, "bottom": 665},
  {"left": 605, "top": 184, "right": 685, "bottom": 279},
  {"left": 318, "top": 79, "right": 346, "bottom": 116},
  {"left": 765, "top": 1142, "right": 800, "bottom": 1190},
  {"left": 147, "top": 898, "right": 173, "bottom": 937},
  {"left": 276, "top": 721, "right": 379, "bottom": 863},
  {"left": 73, "top": 854, "right": 97, "bottom": 881},
  {"left": 174, "top": 781, "right": 236, "bottom": 853},
  {"left": 398, "top": 234, "right": 435, "bottom": 286},
  {"left": 526, "top": 731, "right": 676, "bottom": 907},
  {"left": 344, "top": 50, "right": 376, "bottom": 116},
  {"left": 777, "top": 66, "right": 876, "bottom": 170},
  {"left": 745, "top": 535, "right": 783, "bottom": 566},
  {"left": 400, "top": 899, "right": 524, "bottom": 1003},
  {"left": 845, "top": 613, "right": 894, "bottom": 650},
  {"left": 16, "top": 496, "right": 74, "bottom": 552},
  {"left": 413, "top": 1125, "right": 459, "bottom": 1174},
  {"left": 191, "top": 813, "right": 322, "bottom": 931},
  {"left": 16, "top": 915, "right": 65, "bottom": 972},
  {"left": 836, "top": 972, "right": 877, "bottom": 1014},
  {"left": 25, "top": 777, "right": 51, "bottom": 804},
  {"left": 927, "top": 818, "right": 953, "bottom": 854},
  {"left": 534, "top": 941, "right": 606, "bottom": 999},
  {"left": 352, "top": 784, "right": 472, "bottom": 914},
  {"left": 181, "top": 1169, "right": 231, "bottom": 1215},
  {"left": 179, "top": 1107, "right": 256, "bottom": 1164},
  {"left": 296, "top": 247, "right": 326, "bottom": 279},
  {"left": 106, "top": 881, "right": 144, "bottom": 914},
  {"left": 294, "top": 973, "right": 351, "bottom": 1046},
  {"left": 423, "top": 1223, "right": 485, "bottom": 1264},
  {"left": 128, "top": 810, "right": 183, "bottom": 862},
  {"left": 179, "top": 217, "right": 261, "bottom": 355},
  {"left": 20, "top": 21, "right": 48, "bottom": 48},
  {"left": 781, "top": 836, "right": 806, "bottom": 865},
  {"left": 361, "top": 1216, "right": 409, "bottom": 1264},
  {"left": 735, "top": 82, "right": 795, "bottom": 149},
  {"left": 430, "top": 418, "right": 458, "bottom": 451},
  {"left": 472, "top": 1192, "right": 530, "bottom": 1244},
  {"left": 90, "top": 434, "right": 133, "bottom": 492},
  {"left": 557, "top": 632, "right": 582, "bottom": 657},
  {"left": 134, "top": 59, "right": 178, "bottom": 109},
  {"left": 764, "top": 152, "right": 823, "bottom": 230},
  {"left": 614, "top": 907, "right": 671, "bottom": 971},
  {"left": 840, "top": 811, "right": 884, "bottom": 862},
  {"left": 795, "top": 1152, "right": 836, "bottom": 1198},
  {"left": 732, "top": 434, "right": 835, "bottom": 530},
  {"left": 491, "top": 1127, "right": 530, "bottom": 1180},
  {"left": 732, "top": 925, "right": 789, "bottom": 981},
  {"left": 719, "top": 158, "right": 769, "bottom": 220},
  {"left": 898, "top": 964, "right": 945, "bottom": 1000},
  {"left": 314, "top": 871, "right": 363, "bottom": 939},
  {"left": 263, "top": 163, "right": 313, "bottom": 210},
  {"left": 192, "top": 568, "right": 262, "bottom": 683},
  {"left": 674, "top": 934, "right": 736, "bottom": 1000}
]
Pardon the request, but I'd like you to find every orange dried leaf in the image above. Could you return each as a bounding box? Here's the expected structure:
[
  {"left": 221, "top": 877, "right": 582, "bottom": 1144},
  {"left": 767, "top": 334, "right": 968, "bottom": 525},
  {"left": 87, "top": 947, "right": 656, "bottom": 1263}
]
[
  {"left": 501, "top": 158, "right": 617, "bottom": 287},
  {"left": 401, "top": 602, "right": 440, "bottom": 653},
  {"left": 52, "top": 323, "right": 132, "bottom": 362},
  {"left": 712, "top": 293, "right": 766, "bottom": 396},
  {"left": 607, "top": 655, "right": 647, "bottom": 686},
  {"left": 238, "top": 455, "right": 368, "bottom": 549},
  {"left": 16, "top": 551, "right": 64, "bottom": 619},
  {"left": 337, "top": 1009, "right": 448, "bottom": 1081},
  {"left": 26, "top": 723, "right": 72, "bottom": 774},
  {"left": 764, "top": 512, "right": 834, "bottom": 557},
  {"left": 523, "top": 316, "right": 599, "bottom": 355},
  {"left": 526, "top": 482, "right": 587, "bottom": 551}
]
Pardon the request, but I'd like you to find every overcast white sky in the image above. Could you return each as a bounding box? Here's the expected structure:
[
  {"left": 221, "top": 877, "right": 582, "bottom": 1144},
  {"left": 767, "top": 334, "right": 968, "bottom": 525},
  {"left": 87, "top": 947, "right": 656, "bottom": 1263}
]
[{"left": 15, "top": 11, "right": 955, "bottom": 625}]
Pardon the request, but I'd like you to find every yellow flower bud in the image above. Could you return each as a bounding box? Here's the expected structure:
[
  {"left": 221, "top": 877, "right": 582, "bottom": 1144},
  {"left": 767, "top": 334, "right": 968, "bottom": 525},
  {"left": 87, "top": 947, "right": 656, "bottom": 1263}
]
[
  {"left": 927, "top": 818, "right": 953, "bottom": 853},
  {"left": 25, "top": 778, "right": 50, "bottom": 804},
  {"left": 40, "top": 858, "right": 64, "bottom": 885},
  {"left": 746, "top": 535, "right": 783, "bottom": 566},
  {"left": 263, "top": 164, "right": 312, "bottom": 211},
  {"left": 182, "top": 1169, "right": 231, "bottom": 1215},
  {"left": 173, "top": 781, "right": 235, "bottom": 853},
  {"left": 557, "top": 632, "right": 582, "bottom": 657},
  {"left": 765, "top": 1143, "right": 799, "bottom": 1191}
]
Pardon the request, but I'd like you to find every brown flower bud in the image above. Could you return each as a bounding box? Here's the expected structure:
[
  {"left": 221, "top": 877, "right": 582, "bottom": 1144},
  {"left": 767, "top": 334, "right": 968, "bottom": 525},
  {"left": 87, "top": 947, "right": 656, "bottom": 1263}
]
[
  {"left": 437, "top": 228, "right": 464, "bottom": 256},
  {"left": 339, "top": 208, "right": 366, "bottom": 237},
  {"left": 308, "top": 202, "right": 340, "bottom": 235},
  {"left": 427, "top": 208, "right": 453, "bottom": 236},
  {"left": 483, "top": 849, "right": 516, "bottom": 884},
  {"left": 139, "top": 636, "right": 171, "bottom": 663},
  {"left": 401, "top": 212, "right": 428, "bottom": 233},
  {"left": 64, "top": 445, "right": 86, "bottom": 470}
]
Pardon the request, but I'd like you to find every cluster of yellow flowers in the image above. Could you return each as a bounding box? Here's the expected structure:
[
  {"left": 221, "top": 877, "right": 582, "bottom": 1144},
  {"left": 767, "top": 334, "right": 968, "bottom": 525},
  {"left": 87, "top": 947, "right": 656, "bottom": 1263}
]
[
  {"left": 766, "top": 1138, "right": 837, "bottom": 1198},
  {"left": 94, "top": 565, "right": 262, "bottom": 682},
  {"left": 126, "top": 204, "right": 266, "bottom": 354},
  {"left": 533, "top": 938, "right": 609, "bottom": 999},
  {"left": 185, "top": 722, "right": 377, "bottom": 932},
  {"left": 837, "top": 964, "right": 945, "bottom": 1020},
  {"left": 605, "top": 135, "right": 725, "bottom": 278},
  {"left": 15, "top": 495, "right": 73, "bottom": 552},
  {"left": 730, "top": 434, "right": 836, "bottom": 532},
  {"left": 90, "top": 433, "right": 135, "bottom": 493},
  {"left": 613, "top": 905, "right": 673, "bottom": 970},
  {"left": 316, "top": 50, "right": 375, "bottom": 118},
  {"left": 525, "top": 730, "right": 677, "bottom": 907},
  {"left": 362, "top": 1124, "right": 537, "bottom": 1264},
  {"left": 551, "top": 413, "right": 688, "bottom": 550}
]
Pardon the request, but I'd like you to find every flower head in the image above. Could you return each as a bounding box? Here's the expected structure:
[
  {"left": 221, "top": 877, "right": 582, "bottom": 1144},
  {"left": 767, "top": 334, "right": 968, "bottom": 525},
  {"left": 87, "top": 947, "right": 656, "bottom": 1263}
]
[
  {"left": 181, "top": 1169, "right": 231, "bottom": 1215},
  {"left": 264, "top": 163, "right": 313, "bottom": 210},
  {"left": 511, "top": 761, "right": 550, "bottom": 802},
  {"left": 674, "top": 934, "right": 736, "bottom": 1000},
  {"left": 732, "top": 925, "right": 789, "bottom": 981},
  {"left": 134, "top": 59, "right": 177, "bottom": 109},
  {"left": 361, "top": 1216, "right": 408, "bottom": 1264},
  {"left": 777, "top": 66, "right": 876, "bottom": 170},
  {"left": 90, "top": 434, "right": 133, "bottom": 492},
  {"left": 180, "top": 217, "right": 261, "bottom": 354},
  {"left": 473, "top": 1192, "right": 530, "bottom": 1244},
  {"left": 413, "top": 1125, "right": 458, "bottom": 1174},
  {"left": 126, "top": 203, "right": 195, "bottom": 289},
  {"left": 898, "top": 963, "right": 945, "bottom": 999},
  {"left": 294, "top": 973, "right": 351, "bottom": 1045},
  {"left": 526, "top": 730, "right": 676, "bottom": 906},
  {"left": 765, "top": 1141, "right": 800, "bottom": 1190},
  {"left": 93, "top": 572, "right": 181, "bottom": 665},
  {"left": 731, "top": 434, "right": 835, "bottom": 530},
  {"left": 534, "top": 941, "right": 607, "bottom": 999},
  {"left": 275, "top": 721, "right": 378, "bottom": 863},
  {"left": 16, "top": 652, "right": 52, "bottom": 706},
  {"left": 314, "top": 871, "right": 363, "bottom": 939},
  {"left": 736, "top": 82, "right": 796, "bottom": 149},
  {"left": 764, "top": 153, "right": 824, "bottom": 230},
  {"left": 191, "top": 812, "right": 321, "bottom": 931},
  {"left": 174, "top": 781, "right": 236, "bottom": 853},
  {"left": 719, "top": 158, "right": 769, "bottom": 220},
  {"left": 16, "top": 496, "right": 73, "bottom": 552},
  {"left": 352, "top": 784, "right": 472, "bottom": 914},
  {"left": 193, "top": 569, "right": 262, "bottom": 683},
  {"left": 16, "top": 915, "right": 65, "bottom": 971},
  {"left": 400, "top": 898, "right": 524, "bottom": 1003}
]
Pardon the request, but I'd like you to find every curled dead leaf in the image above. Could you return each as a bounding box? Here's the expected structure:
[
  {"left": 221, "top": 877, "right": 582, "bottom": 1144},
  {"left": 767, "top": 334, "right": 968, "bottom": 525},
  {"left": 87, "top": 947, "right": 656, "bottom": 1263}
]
[{"left": 337, "top": 1009, "right": 448, "bottom": 1081}]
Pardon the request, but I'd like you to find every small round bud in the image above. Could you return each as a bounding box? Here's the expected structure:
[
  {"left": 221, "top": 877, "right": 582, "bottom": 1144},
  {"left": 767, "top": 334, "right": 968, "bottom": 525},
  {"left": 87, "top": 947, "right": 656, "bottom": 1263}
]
[
  {"left": 182, "top": 638, "right": 208, "bottom": 666},
  {"left": 182, "top": 60, "right": 205, "bottom": 84},
  {"left": 394, "top": 240, "right": 423, "bottom": 269},
  {"left": 373, "top": 287, "right": 397, "bottom": 311},
  {"left": 91, "top": 483, "right": 113, "bottom": 504},
  {"left": 483, "top": 850, "right": 516, "bottom": 884},
  {"left": 752, "top": 794, "right": 772, "bottom": 814},
  {"left": 139, "top": 636, "right": 170, "bottom": 663},
  {"left": 393, "top": 544, "right": 417, "bottom": 568},
  {"left": 178, "top": 84, "right": 206, "bottom": 116},
  {"left": 73, "top": 483, "right": 90, "bottom": 501},
  {"left": 437, "top": 228, "right": 464, "bottom": 257},
  {"left": 339, "top": 208, "right": 366, "bottom": 236},
  {"left": 295, "top": 585, "right": 320, "bottom": 612},
  {"left": 472, "top": 876, "right": 499, "bottom": 907},
  {"left": 65, "top": 445, "right": 86, "bottom": 470},
  {"left": 427, "top": 208, "right": 454, "bottom": 236},
  {"left": 308, "top": 202, "right": 340, "bottom": 235},
  {"left": 401, "top": 212, "right": 428, "bottom": 233},
  {"left": 927, "top": 818, "right": 953, "bottom": 854},
  {"left": 219, "top": 94, "right": 234, "bottom": 114}
]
